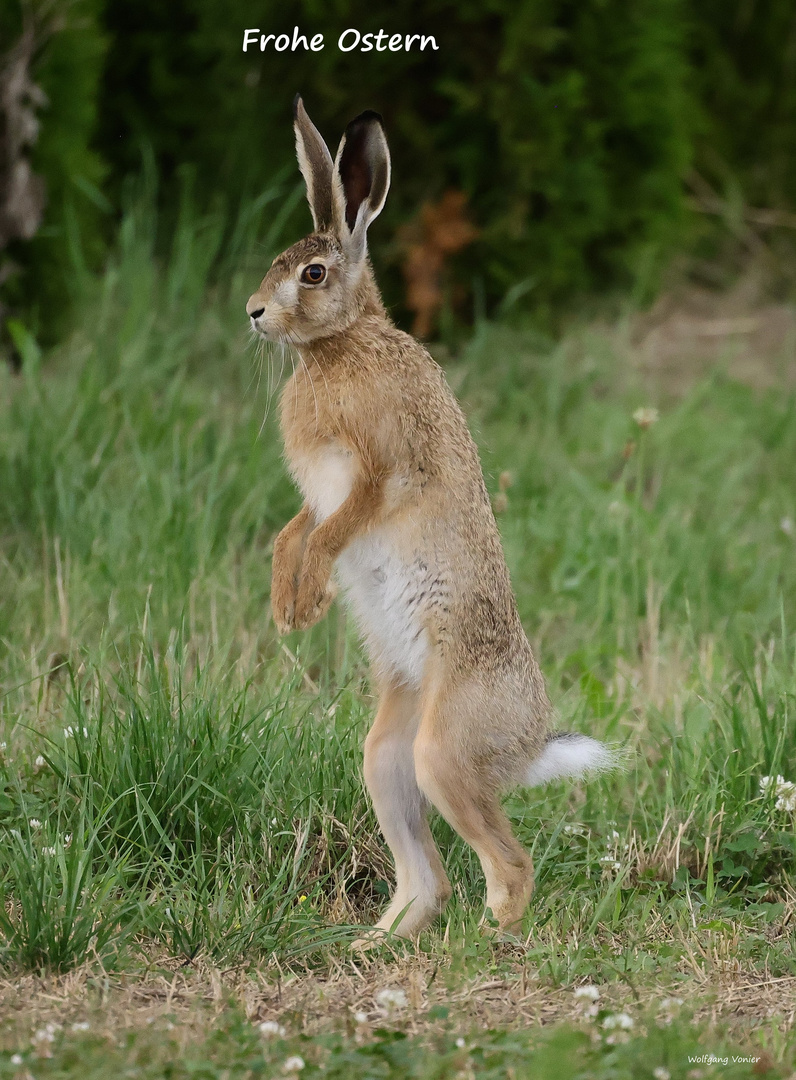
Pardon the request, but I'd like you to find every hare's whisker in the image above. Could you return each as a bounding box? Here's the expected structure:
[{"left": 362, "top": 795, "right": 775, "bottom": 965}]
[{"left": 243, "top": 330, "right": 265, "bottom": 399}]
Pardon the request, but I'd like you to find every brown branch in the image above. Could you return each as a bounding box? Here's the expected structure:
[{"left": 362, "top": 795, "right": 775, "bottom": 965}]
[
  {"left": 685, "top": 169, "right": 796, "bottom": 233},
  {"left": 0, "top": 24, "right": 48, "bottom": 252}
]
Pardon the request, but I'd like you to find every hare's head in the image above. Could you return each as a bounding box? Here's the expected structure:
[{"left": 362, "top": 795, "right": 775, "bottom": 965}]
[{"left": 246, "top": 97, "right": 390, "bottom": 344}]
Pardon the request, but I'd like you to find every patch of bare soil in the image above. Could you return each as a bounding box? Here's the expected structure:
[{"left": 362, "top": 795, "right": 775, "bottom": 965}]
[{"left": 628, "top": 268, "right": 796, "bottom": 395}]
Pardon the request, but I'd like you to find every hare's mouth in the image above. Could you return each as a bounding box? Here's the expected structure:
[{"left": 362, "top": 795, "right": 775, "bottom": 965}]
[
  {"left": 251, "top": 322, "right": 275, "bottom": 341},
  {"left": 255, "top": 320, "right": 317, "bottom": 347},
  {"left": 250, "top": 315, "right": 287, "bottom": 344}
]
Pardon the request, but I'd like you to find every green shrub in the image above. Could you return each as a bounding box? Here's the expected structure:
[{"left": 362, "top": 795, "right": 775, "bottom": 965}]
[{"left": 692, "top": 0, "right": 796, "bottom": 210}]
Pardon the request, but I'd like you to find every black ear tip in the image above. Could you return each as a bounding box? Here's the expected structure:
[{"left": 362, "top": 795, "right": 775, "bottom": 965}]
[{"left": 348, "top": 109, "right": 384, "bottom": 131}]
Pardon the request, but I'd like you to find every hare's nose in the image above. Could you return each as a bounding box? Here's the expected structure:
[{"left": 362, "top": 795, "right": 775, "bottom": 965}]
[{"left": 246, "top": 294, "right": 266, "bottom": 318}]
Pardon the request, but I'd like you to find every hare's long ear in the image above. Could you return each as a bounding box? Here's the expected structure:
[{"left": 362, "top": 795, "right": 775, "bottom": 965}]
[
  {"left": 331, "top": 110, "right": 391, "bottom": 263},
  {"left": 293, "top": 95, "right": 334, "bottom": 232}
]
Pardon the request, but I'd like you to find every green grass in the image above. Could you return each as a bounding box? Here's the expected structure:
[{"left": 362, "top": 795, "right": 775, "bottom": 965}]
[
  {"left": 0, "top": 197, "right": 795, "bottom": 1075},
  {"left": 0, "top": 1008, "right": 782, "bottom": 1079}
]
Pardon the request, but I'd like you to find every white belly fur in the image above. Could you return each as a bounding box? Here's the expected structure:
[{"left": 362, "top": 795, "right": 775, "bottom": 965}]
[
  {"left": 336, "top": 534, "right": 430, "bottom": 687},
  {"left": 292, "top": 446, "right": 430, "bottom": 686}
]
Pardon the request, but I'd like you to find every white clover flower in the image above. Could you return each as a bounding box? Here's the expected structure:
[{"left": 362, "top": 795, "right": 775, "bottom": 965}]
[
  {"left": 42, "top": 846, "right": 57, "bottom": 856},
  {"left": 632, "top": 406, "right": 659, "bottom": 429},
  {"left": 34, "top": 755, "right": 47, "bottom": 770},
  {"left": 653, "top": 1068, "right": 671, "bottom": 1080},
  {"left": 64, "top": 834, "right": 72, "bottom": 846},
  {"left": 780, "top": 517, "right": 795, "bottom": 538},
  {"left": 32, "top": 1023, "right": 59, "bottom": 1044},
  {"left": 573, "top": 983, "right": 600, "bottom": 1018},
  {"left": 258, "top": 1021, "right": 286, "bottom": 1038},
  {"left": 71, "top": 1021, "right": 90, "bottom": 1032},
  {"left": 375, "top": 987, "right": 408, "bottom": 1010},
  {"left": 564, "top": 824, "right": 588, "bottom": 836},
  {"left": 759, "top": 774, "right": 779, "bottom": 796},
  {"left": 658, "top": 997, "right": 684, "bottom": 1025},
  {"left": 283, "top": 1056, "right": 305, "bottom": 1073},
  {"left": 760, "top": 775, "right": 796, "bottom": 812},
  {"left": 455, "top": 1037, "right": 466, "bottom": 1048},
  {"left": 10, "top": 1054, "right": 23, "bottom": 1065},
  {"left": 353, "top": 1011, "right": 368, "bottom": 1025},
  {"left": 602, "top": 1012, "right": 634, "bottom": 1030},
  {"left": 776, "top": 786, "right": 796, "bottom": 813},
  {"left": 29, "top": 819, "right": 42, "bottom": 830}
]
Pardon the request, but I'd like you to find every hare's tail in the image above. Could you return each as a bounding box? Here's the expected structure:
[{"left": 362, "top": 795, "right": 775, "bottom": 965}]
[{"left": 526, "top": 732, "right": 619, "bottom": 786}]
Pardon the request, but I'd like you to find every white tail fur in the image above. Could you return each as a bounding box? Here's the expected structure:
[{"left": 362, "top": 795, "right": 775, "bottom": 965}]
[{"left": 526, "top": 733, "right": 618, "bottom": 786}]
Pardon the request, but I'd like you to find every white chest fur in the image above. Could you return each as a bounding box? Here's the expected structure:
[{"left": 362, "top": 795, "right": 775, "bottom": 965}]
[
  {"left": 289, "top": 444, "right": 430, "bottom": 687},
  {"left": 290, "top": 444, "right": 355, "bottom": 522}
]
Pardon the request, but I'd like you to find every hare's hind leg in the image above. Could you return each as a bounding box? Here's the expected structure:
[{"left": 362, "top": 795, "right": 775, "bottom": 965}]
[
  {"left": 362, "top": 681, "right": 452, "bottom": 938},
  {"left": 414, "top": 691, "right": 534, "bottom": 935}
]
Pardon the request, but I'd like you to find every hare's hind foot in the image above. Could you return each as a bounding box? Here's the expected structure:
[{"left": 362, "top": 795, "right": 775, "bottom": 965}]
[
  {"left": 477, "top": 847, "right": 535, "bottom": 935},
  {"left": 413, "top": 703, "right": 535, "bottom": 940},
  {"left": 480, "top": 867, "right": 535, "bottom": 938},
  {"left": 373, "top": 879, "right": 453, "bottom": 938},
  {"left": 350, "top": 928, "right": 388, "bottom": 953},
  {"left": 363, "top": 681, "right": 453, "bottom": 941},
  {"left": 350, "top": 886, "right": 451, "bottom": 953}
]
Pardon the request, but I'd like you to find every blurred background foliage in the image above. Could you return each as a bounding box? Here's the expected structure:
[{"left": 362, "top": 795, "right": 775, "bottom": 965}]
[{"left": 1, "top": 0, "right": 795, "bottom": 343}]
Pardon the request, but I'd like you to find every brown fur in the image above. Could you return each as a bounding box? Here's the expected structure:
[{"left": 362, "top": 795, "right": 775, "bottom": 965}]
[{"left": 246, "top": 101, "right": 553, "bottom": 938}]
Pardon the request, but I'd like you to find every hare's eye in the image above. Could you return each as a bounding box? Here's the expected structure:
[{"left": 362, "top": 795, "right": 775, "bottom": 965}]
[{"left": 301, "top": 264, "right": 326, "bottom": 284}]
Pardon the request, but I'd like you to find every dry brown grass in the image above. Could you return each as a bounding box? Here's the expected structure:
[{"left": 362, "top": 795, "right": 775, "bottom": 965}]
[{"left": 1, "top": 941, "right": 794, "bottom": 1052}]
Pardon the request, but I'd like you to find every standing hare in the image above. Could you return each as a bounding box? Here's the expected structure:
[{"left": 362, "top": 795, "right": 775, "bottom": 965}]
[{"left": 247, "top": 98, "right": 614, "bottom": 939}]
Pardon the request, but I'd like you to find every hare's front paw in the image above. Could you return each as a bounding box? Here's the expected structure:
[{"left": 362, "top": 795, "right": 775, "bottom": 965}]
[
  {"left": 293, "top": 574, "right": 337, "bottom": 630},
  {"left": 270, "top": 576, "right": 298, "bottom": 635}
]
